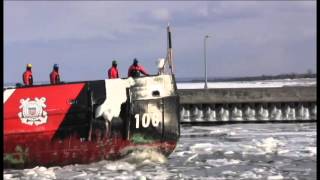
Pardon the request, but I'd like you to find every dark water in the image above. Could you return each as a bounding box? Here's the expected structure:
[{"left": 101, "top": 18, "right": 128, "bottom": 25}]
[{"left": 4, "top": 123, "right": 316, "bottom": 180}]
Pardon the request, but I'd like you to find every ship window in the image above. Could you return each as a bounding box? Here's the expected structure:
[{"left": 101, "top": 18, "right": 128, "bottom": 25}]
[{"left": 152, "top": 90, "right": 160, "bottom": 97}]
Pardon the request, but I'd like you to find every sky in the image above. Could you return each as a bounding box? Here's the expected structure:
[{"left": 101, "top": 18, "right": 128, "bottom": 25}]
[{"left": 4, "top": 1, "right": 316, "bottom": 83}]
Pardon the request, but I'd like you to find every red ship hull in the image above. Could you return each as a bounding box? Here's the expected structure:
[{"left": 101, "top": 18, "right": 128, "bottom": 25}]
[{"left": 4, "top": 134, "right": 177, "bottom": 168}]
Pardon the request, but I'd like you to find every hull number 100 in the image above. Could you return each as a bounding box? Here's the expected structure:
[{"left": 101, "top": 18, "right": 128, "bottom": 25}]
[{"left": 135, "top": 113, "right": 161, "bottom": 128}]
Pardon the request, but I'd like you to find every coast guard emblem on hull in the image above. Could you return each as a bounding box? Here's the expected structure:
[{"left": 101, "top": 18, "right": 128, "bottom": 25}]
[{"left": 18, "top": 97, "right": 48, "bottom": 126}]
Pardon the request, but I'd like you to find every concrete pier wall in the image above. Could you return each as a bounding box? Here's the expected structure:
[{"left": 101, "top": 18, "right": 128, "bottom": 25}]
[{"left": 178, "top": 86, "right": 316, "bottom": 104}]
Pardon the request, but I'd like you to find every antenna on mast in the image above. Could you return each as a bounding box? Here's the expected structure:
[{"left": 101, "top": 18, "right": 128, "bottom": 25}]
[{"left": 166, "top": 23, "right": 174, "bottom": 74}]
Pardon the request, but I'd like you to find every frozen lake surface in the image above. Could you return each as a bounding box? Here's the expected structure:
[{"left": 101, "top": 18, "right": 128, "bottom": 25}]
[
  {"left": 4, "top": 123, "right": 316, "bottom": 180},
  {"left": 177, "top": 78, "right": 316, "bottom": 89}
]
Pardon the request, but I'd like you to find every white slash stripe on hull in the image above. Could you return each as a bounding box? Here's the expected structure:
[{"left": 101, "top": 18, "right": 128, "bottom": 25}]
[{"left": 4, "top": 89, "right": 16, "bottom": 103}]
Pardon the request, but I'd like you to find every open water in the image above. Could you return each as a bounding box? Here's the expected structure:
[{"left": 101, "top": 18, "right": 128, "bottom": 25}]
[{"left": 4, "top": 123, "right": 316, "bottom": 180}]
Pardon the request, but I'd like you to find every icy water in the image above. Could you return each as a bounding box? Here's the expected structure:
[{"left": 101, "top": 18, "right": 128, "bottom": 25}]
[{"left": 4, "top": 123, "right": 316, "bottom": 180}]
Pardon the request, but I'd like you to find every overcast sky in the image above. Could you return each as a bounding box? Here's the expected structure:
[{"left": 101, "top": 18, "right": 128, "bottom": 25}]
[{"left": 4, "top": 1, "right": 316, "bottom": 83}]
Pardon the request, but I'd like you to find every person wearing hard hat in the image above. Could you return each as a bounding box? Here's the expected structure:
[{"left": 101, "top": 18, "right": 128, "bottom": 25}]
[
  {"left": 108, "top": 60, "right": 120, "bottom": 79},
  {"left": 127, "top": 58, "right": 149, "bottom": 78},
  {"left": 23, "top": 64, "right": 33, "bottom": 86},
  {"left": 50, "top": 64, "right": 61, "bottom": 84}
]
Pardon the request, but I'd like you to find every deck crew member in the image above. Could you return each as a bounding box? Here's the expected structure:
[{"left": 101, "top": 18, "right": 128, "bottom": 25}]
[
  {"left": 23, "top": 63, "right": 33, "bottom": 86},
  {"left": 128, "top": 58, "right": 149, "bottom": 78},
  {"left": 108, "top": 60, "right": 120, "bottom": 79},
  {"left": 50, "top": 64, "right": 61, "bottom": 84}
]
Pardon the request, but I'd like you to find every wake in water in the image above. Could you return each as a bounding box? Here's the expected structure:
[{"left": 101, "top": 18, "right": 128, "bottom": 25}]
[
  {"left": 4, "top": 147, "right": 169, "bottom": 180},
  {"left": 120, "top": 147, "right": 167, "bottom": 165}
]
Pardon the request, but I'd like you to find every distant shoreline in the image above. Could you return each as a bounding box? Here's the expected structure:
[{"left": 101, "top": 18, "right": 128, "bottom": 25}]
[{"left": 176, "top": 73, "right": 317, "bottom": 83}]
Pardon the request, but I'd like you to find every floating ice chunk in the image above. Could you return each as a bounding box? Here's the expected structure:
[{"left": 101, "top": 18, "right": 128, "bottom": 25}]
[
  {"left": 252, "top": 168, "right": 266, "bottom": 173},
  {"left": 104, "top": 161, "right": 136, "bottom": 172},
  {"left": 97, "top": 176, "right": 108, "bottom": 180},
  {"left": 138, "top": 175, "right": 147, "bottom": 180},
  {"left": 255, "top": 137, "right": 285, "bottom": 154},
  {"left": 3, "top": 174, "right": 13, "bottom": 179},
  {"left": 121, "top": 147, "right": 167, "bottom": 165},
  {"left": 221, "top": 170, "right": 237, "bottom": 176},
  {"left": 190, "top": 143, "right": 215, "bottom": 154},
  {"left": 55, "top": 170, "right": 90, "bottom": 179},
  {"left": 224, "top": 151, "right": 234, "bottom": 155},
  {"left": 207, "top": 158, "right": 240, "bottom": 167},
  {"left": 135, "top": 171, "right": 143, "bottom": 176},
  {"left": 71, "top": 172, "right": 87, "bottom": 178},
  {"left": 24, "top": 169, "right": 37, "bottom": 176},
  {"left": 176, "top": 151, "right": 191, "bottom": 157},
  {"left": 209, "top": 129, "right": 228, "bottom": 135},
  {"left": 22, "top": 166, "right": 56, "bottom": 179},
  {"left": 240, "top": 171, "right": 263, "bottom": 179},
  {"left": 267, "top": 174, "right": 284, "bottom": 180},
  {"left": 278, "top": 149, "right": 290, "bottom": 155},
  {"left": 186, "top": 154, "right": 198, "bottom": 162},
  {"left": 240, "top": 144, "right": 257, "bottom": 150}
]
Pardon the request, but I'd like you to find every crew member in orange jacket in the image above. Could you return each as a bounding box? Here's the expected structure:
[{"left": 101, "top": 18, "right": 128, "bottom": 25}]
[
  {"left": 50, "top": 64, "right": 61, "bottom": 84},
  {"left": 127, "top": 58, "right": 149, "bottom": 78},
  {"left": 108, "top": 60, "right": 119, "bottom": 79},
  {"left": 23, "top": 64, "right": 33, "bottom": 86}
]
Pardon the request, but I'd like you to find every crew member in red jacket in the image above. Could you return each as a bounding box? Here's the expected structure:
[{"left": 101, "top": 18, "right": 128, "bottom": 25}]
[
  {"left": 127, "top": 58, "right": 149, "bottom": 78},
  {"left": 23, "top": 64, "right": 33, "bottom": 86},
  {"left": 108, "top": 60, "right": 119, "bottom": 79},
  {"left": 50, "top": 64, "right": 61, "bottom": 84}
]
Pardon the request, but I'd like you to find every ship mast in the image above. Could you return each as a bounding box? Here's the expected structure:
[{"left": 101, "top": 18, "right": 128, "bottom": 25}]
[{"left": 166, "top": 23, "right": 174, "bottom": 75}]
